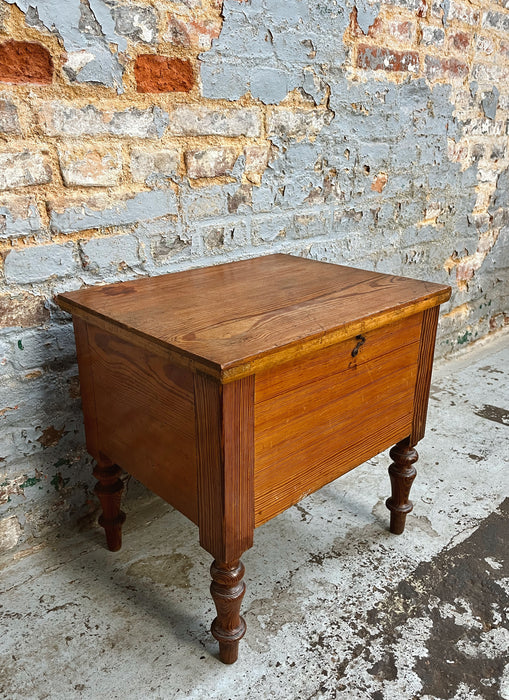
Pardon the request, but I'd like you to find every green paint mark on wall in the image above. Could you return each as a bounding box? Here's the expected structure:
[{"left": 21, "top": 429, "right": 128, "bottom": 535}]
[
  {"left": 457, "top": 330, "right": 472, "bottom": 345},
  {"left": 50, "top": 473, "right": 70, "bottom": 491},
  {"left": 54, "top": 458, "right": 71, "bottom": 469},
  {"left": 20, "top": 476, "right": 42, "bottom": 489},
  {"left": 17, "top": 340, "right": 24, "bottom": 350}
]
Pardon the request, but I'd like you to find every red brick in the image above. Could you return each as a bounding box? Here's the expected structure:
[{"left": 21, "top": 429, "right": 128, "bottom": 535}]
[
  {"left": 368, "top": 18, "right": 415, "bottom": 42},
  {"left": 448, "top": 30, "right": 471, "bottom": 51},
  {"left": 0, "top": 40, "right": 53, "bottom": 85},
  {"left": 134, "top": 55, "right": 194, "bottom": 93},
  {"left": 425, "top": 55, "right": 469, "bottom": 81},
  {"left": 357, "top": 44, "right": 419, "bottom": 72}
]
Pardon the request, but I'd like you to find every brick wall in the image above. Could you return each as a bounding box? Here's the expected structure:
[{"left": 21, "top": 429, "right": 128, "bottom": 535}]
[{"left": 1, "top": 0, "right": 508, "bottom": 554}]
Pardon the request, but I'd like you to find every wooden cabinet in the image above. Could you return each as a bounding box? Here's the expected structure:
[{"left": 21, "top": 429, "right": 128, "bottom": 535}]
[{"left": 58, "top": 254, "right": 450, "bottom": 663}]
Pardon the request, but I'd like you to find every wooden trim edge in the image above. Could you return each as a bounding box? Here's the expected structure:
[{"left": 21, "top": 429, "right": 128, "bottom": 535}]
[
  {"left": 410, "top": 305, "right": 440, "bottom": 445},
  {"left": 59, "top": 288, "right": 451, "bottom": 385}
]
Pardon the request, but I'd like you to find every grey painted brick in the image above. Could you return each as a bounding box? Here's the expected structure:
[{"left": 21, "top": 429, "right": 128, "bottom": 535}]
[
  {"left": 268, "top": 0, "right": 309, "bottom": 25},
  {"left": 8, "top": 0, "right": 126, "bottom": 91},
  {"left": 249, "top": 67, "right": 291, "bottom": 104},
  {"left": 167, "top": 106, "right": 261, "bottom": 137},
  {"left": 251, "top": 214, "right": 291, "bottom": 243},
  {"left": 0, "top": 97, "right": 21, "bottom": 134},
  {"left": 383, "top": 0, "right": 422, "bottom": 8},
  {"left": 481, "top": 87, "right": 500, "bottom": 121},
  {"left": 6, "top": 325, "right": 76, "bottom": 373},
  {"left": 462, "top": 118, "right": 505, "bottom": 137},
  {"left": 38, "top": 102, "right": 168, "bottom": 138},
  {"left": 49, "top": 190, "right": 178, "bottom": 234},
  {"left": 80, "top": 234, "right": 141, "bottom": 275},
  {"left": 200, "top": 61, "right": 251, "bottom": 101},
  {"left": 0, "top": 195, "right": 43, "bottom": 239},
  {"left": 197, "top": 220, "right": 249, "bottom": 252},
  {"left": 149, "top": 231, "right": 191, "bottom": 263},
  {"left": 421, "top": 25, "right": 445, "bottom": 46},
  {"left": 4, "top": 244, "right": 75, "bottom": 284},
  {"left": 181, "top": 186, "right": 228, "bottom": 221},
  {"left": 291, "top": 210, "right": 329, "bottom": 239},
  {"left": 355, "top": 0, "right": 381, "bottom": 34},
  {"left": 111, "top": 4, "right": 157, "bottom": 43},
  {"left": 0, "top": 151, "right": 52, "bottom": 191},
  {"left": 482, "top": 10, "right": 509, "bottom": 32},
  {"left": 267, "top": 108, "right": 334, "bottom": 140}
]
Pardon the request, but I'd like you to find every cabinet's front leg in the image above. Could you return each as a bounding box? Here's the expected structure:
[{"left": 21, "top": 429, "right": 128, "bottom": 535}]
[
  {"left": 210, "top": 559, "right": 246, "bottom": 664},
  {"left": 385, "top": 439, "right": 418, "bottom": 535},
  {"left": 93, "top": 461, "right": 126, "bottom": 551}
]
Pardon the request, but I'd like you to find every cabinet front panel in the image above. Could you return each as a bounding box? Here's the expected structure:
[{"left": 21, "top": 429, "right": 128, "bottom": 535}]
[{"left": 253, "top": 314, "right": 423, "bottom": 526}]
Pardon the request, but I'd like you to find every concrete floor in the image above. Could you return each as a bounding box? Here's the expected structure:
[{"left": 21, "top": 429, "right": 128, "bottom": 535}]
[{"left": 1, "top": 330, "right": 508, "bottom": 700}]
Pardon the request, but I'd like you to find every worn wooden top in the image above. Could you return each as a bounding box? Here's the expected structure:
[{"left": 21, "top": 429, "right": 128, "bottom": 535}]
[{"left": 58, "top": 254, "right": 451, "bottom": 381}]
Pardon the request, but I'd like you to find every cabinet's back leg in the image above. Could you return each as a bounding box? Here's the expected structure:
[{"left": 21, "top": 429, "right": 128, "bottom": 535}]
[{"left": 93, "top": 462, "right": 126, "bottom": 551}]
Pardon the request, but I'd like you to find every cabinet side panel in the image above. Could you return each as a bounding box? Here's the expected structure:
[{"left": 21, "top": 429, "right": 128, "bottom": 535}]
[
  {"left": 85, "top": 323, "right": 198, "bottom": 524},
  {"left": 411, "top": 304, "right": 440, "bottom": 445},
  {"left": 254, "top": 315, "right": 422, "bottom": 526},
  {"left": 73, "top": 317, "right": 100, "bottom": 460}
]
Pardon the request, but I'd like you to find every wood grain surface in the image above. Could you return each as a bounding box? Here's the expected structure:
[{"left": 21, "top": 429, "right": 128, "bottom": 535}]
[
  {"left": 194, "top": 373, "right": 255, "bottom": 561},
  {"left": 253, "top": 314, "right": 422, "bottom": 526},
  {"left": 411, "top": 305, "right": 440, "bottom": 445},
  {"left": 58, "top": 255, "right": 451, "bottom": 381},
  {"left": 72, "top": 317, "right": 100, "bottom": 459},
  {"left": 85, "top": 322, "right": 198, "bottom": 524}
]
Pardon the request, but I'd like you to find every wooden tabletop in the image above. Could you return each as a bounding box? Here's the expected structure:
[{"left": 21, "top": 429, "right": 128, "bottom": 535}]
[{"left": 58, "top": 254, "right": 451, "bottom": 380}]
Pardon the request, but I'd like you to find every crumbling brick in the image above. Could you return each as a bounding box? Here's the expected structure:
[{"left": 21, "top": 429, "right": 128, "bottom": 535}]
[
  {"left": 0, "top": 40, "right": 53, "bottom": 85},
  {"left": 58, "top": 146, "right": 122, "bottom": 187},
  {"left": 134, "top": 55, "right": 194, "bottom": 93},
  {"left": 357, "top": 45, "right": 419, "bottom": 73},
  {"left": 0, "top": 97, "right": 21, "bottom": 134},
  {"left": 185, "top": 148, "right": 238, "bottom": 178},
  {"left": 0, "top": 151, "right": 52, "bottom": 191}
]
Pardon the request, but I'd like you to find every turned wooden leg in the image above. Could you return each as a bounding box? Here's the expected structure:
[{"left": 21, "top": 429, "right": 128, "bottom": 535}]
[
  {"left": 92, "top": 462, "right": 126, "bottom": 551},
  {"left": 210, "top": 559, "right": 246, "bottom": 664},
  {"left": 385, "top": 439, "right": 418, "bottom": 535}
]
